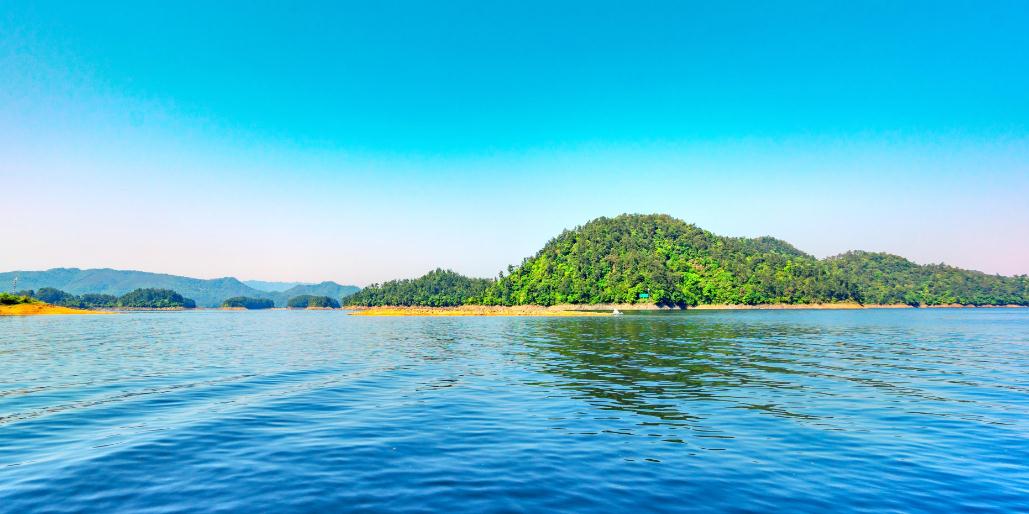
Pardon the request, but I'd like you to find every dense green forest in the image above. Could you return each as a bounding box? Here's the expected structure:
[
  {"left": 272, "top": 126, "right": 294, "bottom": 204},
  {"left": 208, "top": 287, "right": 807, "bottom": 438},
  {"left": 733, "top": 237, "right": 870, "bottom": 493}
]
[
  {"left": 351, "top": 214, "right": 1028, "bottom": 307},
  {"left": 18, "top": 287, "right": 196, "bottom": 309},
  {"left": 118, "top": 289, "right": 196, "bottom": 308},
  {"left": 344, "top": 269, "right": 493, "bottom": 307},
  {"left": 222, "top": 296, "right": 275, "bottom": 309},
  {"left": 478, "top": 214, "right": 1028, "bottom": 306},
  {"left": 286, "top": 295, "right": 341, "bottom": 309}
]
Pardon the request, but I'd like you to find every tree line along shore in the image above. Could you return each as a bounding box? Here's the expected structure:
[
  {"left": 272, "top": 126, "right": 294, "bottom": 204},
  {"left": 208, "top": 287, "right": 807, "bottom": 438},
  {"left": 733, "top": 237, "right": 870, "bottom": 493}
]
[
  {"left": 4, "top": 214, "right": 1027, "bottom": 316},
  {"left": 345, "top": 215, "right": 1028, "bottom": 310},
  {"left": 0, "top": 288, "right": 344, "bottom": 315}
]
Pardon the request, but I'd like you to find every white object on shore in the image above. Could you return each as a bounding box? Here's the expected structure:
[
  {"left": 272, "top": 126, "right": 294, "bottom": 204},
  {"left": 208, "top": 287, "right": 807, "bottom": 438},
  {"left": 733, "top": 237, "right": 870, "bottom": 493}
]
[{"left": 612, "top": 309, "right": 623, "bottom": 316}]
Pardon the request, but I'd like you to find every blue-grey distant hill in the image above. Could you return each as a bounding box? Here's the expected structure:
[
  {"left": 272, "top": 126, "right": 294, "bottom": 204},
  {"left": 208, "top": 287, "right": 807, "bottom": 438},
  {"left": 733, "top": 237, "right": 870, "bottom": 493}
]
[
  {"left": 241, "top": 280, "right": 309, "bottom": 292},
  {"left": 280, "top": 281, "right": 360, "bottom": 301},
  {"left": 0, "top": 268, "right": 359, "bottom": 308}
]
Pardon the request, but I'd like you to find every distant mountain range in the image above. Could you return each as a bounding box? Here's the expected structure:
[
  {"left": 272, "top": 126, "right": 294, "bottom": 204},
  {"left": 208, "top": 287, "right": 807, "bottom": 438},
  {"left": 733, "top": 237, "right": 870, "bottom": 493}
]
[{"left": 0, "top": 268, "right": 360, "bottom": 308}]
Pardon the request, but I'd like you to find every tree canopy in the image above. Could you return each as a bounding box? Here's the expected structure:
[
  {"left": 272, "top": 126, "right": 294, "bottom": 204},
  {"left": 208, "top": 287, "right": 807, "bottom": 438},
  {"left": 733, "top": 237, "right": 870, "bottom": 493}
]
[
  {"left": 222, "top": 296, "right": 275, "bottom": 309},
  {"left": 344, "top": 268, "right": 492, "bottom": 307},
  {"left": 476, "top": 214, "right": 1028, "bottom": 307},
  {"left": 110, "top": 288, "right": 196, "bottom": 308},
  {"left": 345, "top": 214, "right": 1026, "bottom": 308}
]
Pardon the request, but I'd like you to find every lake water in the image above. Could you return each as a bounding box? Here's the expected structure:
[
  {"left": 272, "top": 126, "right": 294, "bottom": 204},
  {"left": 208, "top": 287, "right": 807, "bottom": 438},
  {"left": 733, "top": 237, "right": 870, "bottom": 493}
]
[{"left": 1, "top": 309, "right": 1028, "bottom": 512}]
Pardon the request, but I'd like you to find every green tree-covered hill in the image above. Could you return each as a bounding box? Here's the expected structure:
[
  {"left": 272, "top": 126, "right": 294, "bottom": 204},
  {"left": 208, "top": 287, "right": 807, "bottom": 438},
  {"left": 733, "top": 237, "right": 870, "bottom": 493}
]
[
  {"left": 340, "top": 215, "right": 1028, "bottom": 308},
  {"left": 118, "top": 288, "right": 196, "bottom": 309},
  {"left": 221, "top": 296, "right": 275, "bottom": 309},
  {"left": 344, "top": 269, "right": 492, "bottom": 307},
  {"left": 286, "top": 295, "right": 341, "bottom": 309},
  {"left": 478, "top": 214, "right": 1028, "bottom": 306}
]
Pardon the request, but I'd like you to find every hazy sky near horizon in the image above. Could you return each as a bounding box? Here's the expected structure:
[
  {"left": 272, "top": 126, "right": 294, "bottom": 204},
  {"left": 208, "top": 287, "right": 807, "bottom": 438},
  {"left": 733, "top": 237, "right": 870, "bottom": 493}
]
[{"left": 3, "top": 1, "right": 1028, "bottom": 285}]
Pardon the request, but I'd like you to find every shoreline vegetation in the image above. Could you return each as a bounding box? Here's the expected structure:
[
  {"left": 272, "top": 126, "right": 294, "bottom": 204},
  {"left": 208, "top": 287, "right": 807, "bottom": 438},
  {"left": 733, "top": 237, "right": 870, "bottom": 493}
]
[
  {"left": 346, "top": 215, "right": 1029, "bottom": 311},
  {"left": 12, "top": 288, "right": 197, "bottom": 310},
  {"left": 0, "top": 293, "right": 108, "bottom": 316},
  {"left": 556, "top": 302, "right": 1027, "bottom": 310},
  {"left": 5, "top": 215, "right": 1028, "bottom": 316},
  {"left": 347, "top": 305, "right": 611, "bottom": 316},
  {"left": 347, "top": 303, "right": 1026, "bottom": 317}
]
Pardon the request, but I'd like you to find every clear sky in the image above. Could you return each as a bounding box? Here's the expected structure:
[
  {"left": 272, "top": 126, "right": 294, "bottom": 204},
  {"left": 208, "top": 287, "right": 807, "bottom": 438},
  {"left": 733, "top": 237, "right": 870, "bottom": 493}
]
[{"left": 2, "top": 1, "right": 1027, "bottom": 285}]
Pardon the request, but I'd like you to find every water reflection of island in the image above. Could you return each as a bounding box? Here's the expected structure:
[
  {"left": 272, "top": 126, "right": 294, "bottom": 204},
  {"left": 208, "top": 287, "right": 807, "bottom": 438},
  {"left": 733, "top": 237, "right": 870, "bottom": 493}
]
[{"left": 517, "top": 314, "right": 945, "bottom": 440}]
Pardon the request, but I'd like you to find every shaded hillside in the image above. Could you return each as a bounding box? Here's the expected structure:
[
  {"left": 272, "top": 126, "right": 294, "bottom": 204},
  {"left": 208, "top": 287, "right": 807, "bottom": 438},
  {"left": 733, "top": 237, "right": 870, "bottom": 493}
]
[
  {"left": 477, "top": 214, "right": 1028, "bottom": 307},
  {"left": 344, "top": 269, "right": 492, "bottom": 307},
  {"left": 0, "top": 268, "right": 358, "bottom": 308}
]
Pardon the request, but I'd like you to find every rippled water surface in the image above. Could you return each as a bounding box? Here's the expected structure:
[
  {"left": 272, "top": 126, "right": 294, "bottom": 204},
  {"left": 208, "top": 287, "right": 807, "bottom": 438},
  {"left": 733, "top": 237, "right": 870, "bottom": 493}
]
[{"left": 2, "top": 309, "right": 1028, "bottom": 512}]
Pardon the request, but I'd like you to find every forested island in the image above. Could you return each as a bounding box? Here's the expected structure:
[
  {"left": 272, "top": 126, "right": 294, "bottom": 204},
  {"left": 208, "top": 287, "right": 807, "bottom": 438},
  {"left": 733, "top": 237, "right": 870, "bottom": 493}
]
[
  {"left": 347, "top": 214, "right": 1029, "bottom": 308},
  {"left": 287, "top": 295, "right": 341, "bottom": 309},
  {"left": 221, "top": 297, "right": 275, "bottom": 309},
  {"left": 18, "top": 288, "right": 197, "bottom": 309},
  {"left": 344, "top": 269, "right": 492, "bottom": 307}
]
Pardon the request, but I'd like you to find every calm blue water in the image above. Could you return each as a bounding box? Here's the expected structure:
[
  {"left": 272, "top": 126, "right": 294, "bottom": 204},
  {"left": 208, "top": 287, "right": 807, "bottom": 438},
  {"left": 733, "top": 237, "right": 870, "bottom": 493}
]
[{"left": 2, "top": 309, "right": 1028, "bottom": 513}]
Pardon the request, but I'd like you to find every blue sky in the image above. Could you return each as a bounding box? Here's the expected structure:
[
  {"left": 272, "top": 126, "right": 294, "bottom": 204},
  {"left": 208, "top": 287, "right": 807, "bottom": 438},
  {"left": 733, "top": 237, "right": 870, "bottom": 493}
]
[{"left": 2, "top": 1, "right": 1027, "bottom": 284}]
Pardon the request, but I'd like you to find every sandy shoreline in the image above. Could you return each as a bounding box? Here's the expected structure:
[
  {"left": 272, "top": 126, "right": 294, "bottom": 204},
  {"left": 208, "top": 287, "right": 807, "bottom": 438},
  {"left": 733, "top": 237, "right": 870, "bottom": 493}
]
[{"left": 0, "top": 303, "right": 110, "bottom": 316}]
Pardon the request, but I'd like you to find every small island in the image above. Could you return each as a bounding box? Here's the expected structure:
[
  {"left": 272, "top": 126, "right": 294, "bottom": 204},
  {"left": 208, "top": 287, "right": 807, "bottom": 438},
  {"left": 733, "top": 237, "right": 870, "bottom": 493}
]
[
  {"left": 287, "top": 295, "right": 341, "bottom": 309},
  {"left": 221, "top": 296, "right": 275, "bottom": 310}
]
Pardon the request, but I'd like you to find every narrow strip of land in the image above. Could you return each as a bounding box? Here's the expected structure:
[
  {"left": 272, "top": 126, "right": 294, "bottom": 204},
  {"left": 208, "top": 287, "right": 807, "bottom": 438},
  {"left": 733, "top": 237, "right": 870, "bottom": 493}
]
[{"left": 0, "top": 303, "right": 110, "bottom": 316}]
